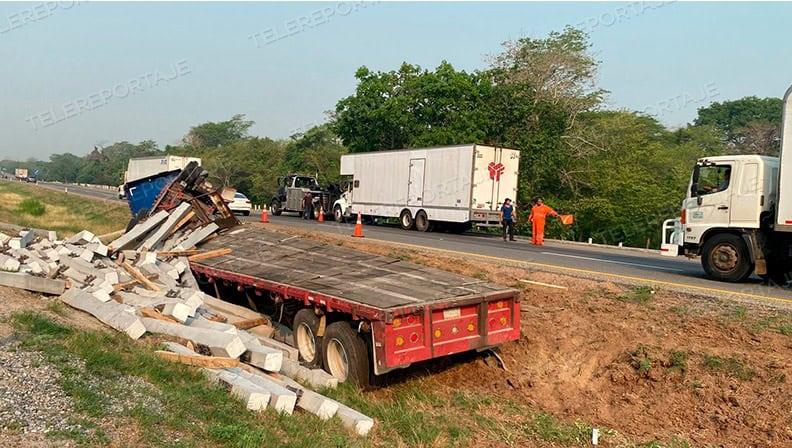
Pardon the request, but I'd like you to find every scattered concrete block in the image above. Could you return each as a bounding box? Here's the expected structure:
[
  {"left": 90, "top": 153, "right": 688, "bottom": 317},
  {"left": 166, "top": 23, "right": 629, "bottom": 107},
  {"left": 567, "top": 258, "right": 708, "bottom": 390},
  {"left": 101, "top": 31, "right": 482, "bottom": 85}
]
[
  {"left": 121, "top": 250, "right": 139, "bottom": 263},
  {"left": 185, "top": 316, "right": 237, "bottom": 334},
  {"left": 214, "top": 369, "right": 271, "bottom": 412},
  {"left": 266, "top": 372, "right": 339, "bottom": 420},
  {"left": 0, "top": 254, "right": 21, "bottom": 272},
  {"left": 63, "top": 268, "right": 90, "bottom": 283},
  {"left": 139, "top": 202, "right": 193, "bottom": 251},
  {"left": 47, "top": 230, "right": 57, "bottom": 242},
  {"left": 238, "top": 332, "right": 283, "bottom": 372},
  {"left": 44, "top": 248, "right": 60, "bottom": 262},
  {"left": 141, "top": 318, "right": 246, "bottom": 358},
  {"left": 235, "top": 368, "right": 297, "bottom": 414},
  {"left": 88, "top": 242, "right": 108, "bottom": 257},
  {"left": 175, "top": 223, "right": 219, "bottom": 250},
  {"left": 90, "top": 288, "right": 112, "bottom": 303},
  {"left": 157, "top": 261, "right": 180, "bottom": 280},
  {"left": 61, "top": 291, "right": 145, "bottom": 339},
  {"left": 67, "top": 230, "right": 95, "bottom": 245},
  {"left": 279, "top": 358, "right": 338, "bottom": 390},
  {"left": 108, "top": 210, "right": 169, "bottom": 253},
  {"left": 162, "top": 302, "right": 191, "bottom": 323},
  {"left": 0, "top": 232, "right": 11, "bottom": 246},
  {"left": 8, "top": 238, "right": 21, "bottom": 250},
  {"left": 257, "top": 336, "right": 299, "bottom": 361},
  {"left": 79, "top": 248, "right": 94, "bottom": 262},
  {"left": 335, "top": 403, "right": 375, "bottom": 436},
  {"left": 136, "top": 251, "right": 157, "bottom": 267}
]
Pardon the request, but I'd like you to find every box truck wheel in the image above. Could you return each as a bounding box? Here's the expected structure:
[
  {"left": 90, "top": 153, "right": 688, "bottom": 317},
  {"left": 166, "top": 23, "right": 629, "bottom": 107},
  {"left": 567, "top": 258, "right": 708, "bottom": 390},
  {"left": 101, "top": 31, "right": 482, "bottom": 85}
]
[
  {"left": 414, "top": 210, "right": 431, "bottom": 232},
  {"left": 269, "top": 199, "right": 283, "bottom": 216},
  {"left": 701, "top": 233, "right": 754, "bottom": 282},
  {"left": 293, "top": 309, "right": 323, "bottom": 369},
  {"left": 400, "top": 210, "right": 414, "bottom": 230},
  {"left": 322, "top": 321, "right": 370, "bottom": 386}
]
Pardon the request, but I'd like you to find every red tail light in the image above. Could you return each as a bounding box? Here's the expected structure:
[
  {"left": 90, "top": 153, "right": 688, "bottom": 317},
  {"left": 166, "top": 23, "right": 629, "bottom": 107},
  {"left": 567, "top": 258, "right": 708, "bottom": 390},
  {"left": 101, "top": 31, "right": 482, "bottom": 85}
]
[{"left": 680, "top": 209, "right": 686, "bottom": 225}]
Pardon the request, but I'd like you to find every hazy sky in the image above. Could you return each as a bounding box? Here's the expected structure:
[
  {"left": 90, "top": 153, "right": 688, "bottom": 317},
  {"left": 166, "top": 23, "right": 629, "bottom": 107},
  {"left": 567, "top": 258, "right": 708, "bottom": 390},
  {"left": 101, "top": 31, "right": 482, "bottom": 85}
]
[{"left": 1, "top": 1, "right": 791, "bottom": 160}]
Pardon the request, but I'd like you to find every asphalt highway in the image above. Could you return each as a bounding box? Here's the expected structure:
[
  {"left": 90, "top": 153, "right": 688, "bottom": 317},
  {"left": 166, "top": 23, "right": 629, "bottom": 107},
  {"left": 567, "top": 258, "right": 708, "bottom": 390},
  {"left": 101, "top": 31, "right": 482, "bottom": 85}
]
[{"left": 28, "top": 181, "right": 792, "bottom": 305}]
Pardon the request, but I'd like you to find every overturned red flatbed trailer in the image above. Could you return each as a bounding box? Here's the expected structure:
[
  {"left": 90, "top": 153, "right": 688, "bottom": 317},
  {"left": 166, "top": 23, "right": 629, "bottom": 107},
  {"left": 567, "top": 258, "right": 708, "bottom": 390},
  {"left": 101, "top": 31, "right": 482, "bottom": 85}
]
[{"left": 189, "top": 225, "right": 520, "bottom": 384}]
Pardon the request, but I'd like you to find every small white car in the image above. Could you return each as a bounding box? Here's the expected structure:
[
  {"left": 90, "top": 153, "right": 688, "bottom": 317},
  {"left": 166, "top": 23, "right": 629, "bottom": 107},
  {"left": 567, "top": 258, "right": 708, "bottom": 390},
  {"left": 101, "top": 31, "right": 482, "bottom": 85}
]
[{"left": 228, "top": 192, "right": 252, "bottom": 216}]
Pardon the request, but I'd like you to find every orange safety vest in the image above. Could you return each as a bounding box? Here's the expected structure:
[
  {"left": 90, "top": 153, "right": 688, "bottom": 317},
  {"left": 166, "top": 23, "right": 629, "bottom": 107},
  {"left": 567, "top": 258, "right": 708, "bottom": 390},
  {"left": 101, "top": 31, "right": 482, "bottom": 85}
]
[{"left": 529, "top": 204, "right": 557, "bottom": 221}]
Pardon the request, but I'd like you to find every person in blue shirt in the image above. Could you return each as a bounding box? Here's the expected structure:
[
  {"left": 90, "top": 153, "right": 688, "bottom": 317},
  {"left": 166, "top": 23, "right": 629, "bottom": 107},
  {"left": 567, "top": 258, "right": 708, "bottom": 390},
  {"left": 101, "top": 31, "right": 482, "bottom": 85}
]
[{"left": 500, "top": 198, "right": 516, "bottom": 242}]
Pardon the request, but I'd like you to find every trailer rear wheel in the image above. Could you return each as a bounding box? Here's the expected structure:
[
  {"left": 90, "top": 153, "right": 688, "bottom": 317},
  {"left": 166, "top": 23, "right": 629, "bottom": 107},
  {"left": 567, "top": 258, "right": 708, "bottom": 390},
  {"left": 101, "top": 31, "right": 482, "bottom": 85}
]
[
  {"left": 701, "top": 233, "right": 753, "bottom": 282},
  {"left": 293, "top": 309, "right": 323, "bottom": 369},
  {"left": 400, "top": 210, "right": 414, "bottom": 230},
  {"left": 414, "top": 210, "right": 431, "bottom": 232},
  {"left": 322, "top": 321, "right": 370, "bottom": 386}
]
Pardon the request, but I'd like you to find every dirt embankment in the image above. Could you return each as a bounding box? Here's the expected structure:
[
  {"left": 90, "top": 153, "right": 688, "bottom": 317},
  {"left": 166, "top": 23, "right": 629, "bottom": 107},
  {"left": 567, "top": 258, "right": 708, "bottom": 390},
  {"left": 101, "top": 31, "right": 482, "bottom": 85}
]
[{"left": 269, "top": 223, "right": 792, "bottom": 447}]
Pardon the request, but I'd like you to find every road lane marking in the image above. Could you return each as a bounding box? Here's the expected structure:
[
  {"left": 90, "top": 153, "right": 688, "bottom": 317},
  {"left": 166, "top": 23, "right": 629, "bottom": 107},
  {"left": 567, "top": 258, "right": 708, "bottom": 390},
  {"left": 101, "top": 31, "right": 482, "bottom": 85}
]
[
  {"left": 519, "top": 279, "right": 568, "bottom": 290},
  {"left": 540, "top": 251, "right": 685, "bottom": 273}
]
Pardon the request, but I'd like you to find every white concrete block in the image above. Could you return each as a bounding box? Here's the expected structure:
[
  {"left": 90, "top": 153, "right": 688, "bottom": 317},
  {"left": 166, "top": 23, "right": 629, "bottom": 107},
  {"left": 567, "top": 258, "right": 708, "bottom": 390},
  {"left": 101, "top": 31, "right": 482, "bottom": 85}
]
[
  {"left": 141, "top": 318, "right": 246, "bottom": 358},
  {"left": 162, "top": 302, "right": 191, "bottom": 323}
]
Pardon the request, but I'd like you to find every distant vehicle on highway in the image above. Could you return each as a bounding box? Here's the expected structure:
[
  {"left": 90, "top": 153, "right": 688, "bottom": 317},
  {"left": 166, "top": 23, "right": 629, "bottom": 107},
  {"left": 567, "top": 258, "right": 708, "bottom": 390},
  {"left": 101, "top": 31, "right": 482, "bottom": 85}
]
[
  {"left": 14, "top": 168, "right": 29, "bottom": 181},
  {"left": 333, "top": 144, "right": 520, "bottom": 233},
  {"left": 228, "top": 192, "right": 252, "bottom": 216},
  {"left": 117, "top": 185, "right": 125, "bottom": 199},
  {"left": 269, "top": 174, "right": 335, "bottom": 219}
]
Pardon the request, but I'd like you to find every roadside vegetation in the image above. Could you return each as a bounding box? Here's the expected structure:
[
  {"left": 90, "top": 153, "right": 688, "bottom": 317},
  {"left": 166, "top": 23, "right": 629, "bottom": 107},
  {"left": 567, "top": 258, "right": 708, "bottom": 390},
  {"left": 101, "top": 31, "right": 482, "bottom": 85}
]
[
  {"left": 0, "top": 180, "right": 129, "bottom": 236},
  {"left": 8, "top": 310, "right": 617, "bottom": 447},
  {"left": 1, "top": 27, "right": 783, "bottom": 248}
]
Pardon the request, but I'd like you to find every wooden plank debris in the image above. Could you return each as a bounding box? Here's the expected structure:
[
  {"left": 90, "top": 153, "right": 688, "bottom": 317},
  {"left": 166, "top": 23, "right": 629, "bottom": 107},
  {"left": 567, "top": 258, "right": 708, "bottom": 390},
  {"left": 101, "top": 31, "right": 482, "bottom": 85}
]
[
  {"left": 187, "top": 248, "right": 232, "bottom": 262},
  {"left": 155, "top": 350, "right": 240, "bottom": 369},
  {"left": 121, "top": 262, "right": 160, "bottom": 292}
]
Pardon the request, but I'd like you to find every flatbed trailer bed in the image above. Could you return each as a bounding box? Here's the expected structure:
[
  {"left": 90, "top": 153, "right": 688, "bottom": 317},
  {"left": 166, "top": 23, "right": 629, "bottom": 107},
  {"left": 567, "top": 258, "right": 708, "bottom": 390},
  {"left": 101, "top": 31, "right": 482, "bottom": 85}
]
[{"left": 190, "top": 224, "right": 520, "bottom": 379}]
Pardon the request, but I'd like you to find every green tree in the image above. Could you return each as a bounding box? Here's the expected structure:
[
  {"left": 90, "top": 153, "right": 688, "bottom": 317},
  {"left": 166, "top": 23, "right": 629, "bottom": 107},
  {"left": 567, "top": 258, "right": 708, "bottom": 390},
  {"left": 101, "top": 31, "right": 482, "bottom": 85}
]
[
  {"left": 284, "top": 124, "right": 347, "bottom": 185},
  {"left": 694, "top": 96, "right": 782, "bottom": 155},
  {"left": 183, "top": 114, "right": 254, "bottom": 149}
]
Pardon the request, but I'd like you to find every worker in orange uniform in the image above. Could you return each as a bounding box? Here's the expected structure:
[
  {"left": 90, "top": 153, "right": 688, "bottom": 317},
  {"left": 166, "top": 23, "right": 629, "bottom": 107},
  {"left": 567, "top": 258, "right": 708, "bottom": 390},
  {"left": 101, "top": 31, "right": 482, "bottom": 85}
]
[{"left": 528, "top": 197, "right": 558, "bottom": 246}]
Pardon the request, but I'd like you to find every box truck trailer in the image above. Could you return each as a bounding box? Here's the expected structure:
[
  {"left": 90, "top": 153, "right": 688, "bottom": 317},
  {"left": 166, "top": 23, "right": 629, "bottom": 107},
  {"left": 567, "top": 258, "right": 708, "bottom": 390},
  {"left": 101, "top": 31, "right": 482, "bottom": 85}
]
[
  {"left": 660, "top": 84, "right": 792, "bottom": 285},
  {"left": 333, "top": 144, "right": 520, "bottom": 232},
  {"left": 124, "top": 155, "right": 202, "bottom": 184}
]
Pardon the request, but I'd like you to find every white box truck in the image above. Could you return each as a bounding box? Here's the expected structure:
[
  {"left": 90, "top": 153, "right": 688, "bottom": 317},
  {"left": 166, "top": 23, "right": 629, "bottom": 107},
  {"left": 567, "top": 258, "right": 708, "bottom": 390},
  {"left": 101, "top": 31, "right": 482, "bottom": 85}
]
[
  {"left": 660, "top": 84, "right": 792, "bottom": 285},
  {"left": 124, "top": 155, "right": 202, "bottom": 183},
  {"left": 333, "top": 144, "right": 520, "bottom": 232}
]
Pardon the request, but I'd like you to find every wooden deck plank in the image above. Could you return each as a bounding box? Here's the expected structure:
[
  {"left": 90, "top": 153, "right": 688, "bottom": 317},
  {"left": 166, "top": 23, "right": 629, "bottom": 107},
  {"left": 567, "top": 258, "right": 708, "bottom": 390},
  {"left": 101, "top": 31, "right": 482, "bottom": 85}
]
[{"left": 192, "top": 225, "right": 516, "bottom": 310}]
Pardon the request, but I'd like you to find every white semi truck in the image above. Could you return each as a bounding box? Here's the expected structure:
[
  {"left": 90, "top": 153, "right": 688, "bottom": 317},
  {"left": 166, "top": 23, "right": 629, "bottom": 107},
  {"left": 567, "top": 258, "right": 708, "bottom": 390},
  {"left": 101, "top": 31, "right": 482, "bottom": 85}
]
[
  {"left": 661, "top": 85, "right": 792, "bottom": 284},
  {"left": 333, "top": 144, "right": 520, "bottom": 232}
]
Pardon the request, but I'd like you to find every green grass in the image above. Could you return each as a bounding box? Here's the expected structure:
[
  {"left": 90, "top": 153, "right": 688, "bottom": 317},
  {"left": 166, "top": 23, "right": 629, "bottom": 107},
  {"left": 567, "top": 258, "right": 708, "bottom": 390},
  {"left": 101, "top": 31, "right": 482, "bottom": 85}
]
[
  {"left": 668, "top": 351, "right": 688, "bottom": 373},
  {"left": 17, "top": 197, "right": 46, "bottom": 216},
  {"left": 0, "top": 180, "right": 129, "bottom": 237},
  {"left": 702, "top": 354, "right": 756, "bottom": 381},
  {"left": 616, "top": 286, "right": 654, "bottom": 305},
  {"left": 628, "top": 345, "right": 653, "bottom": 375},
  {"left": 12, "top": 311, "right": 611, "bottom": 447}
]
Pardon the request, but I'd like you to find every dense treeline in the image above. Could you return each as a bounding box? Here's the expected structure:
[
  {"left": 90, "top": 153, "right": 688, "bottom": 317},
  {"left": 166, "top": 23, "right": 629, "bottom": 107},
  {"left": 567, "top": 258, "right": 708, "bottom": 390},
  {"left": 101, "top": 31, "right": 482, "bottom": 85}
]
[{"left": 1, "top": 28, "right": 783, "bottom": 247}]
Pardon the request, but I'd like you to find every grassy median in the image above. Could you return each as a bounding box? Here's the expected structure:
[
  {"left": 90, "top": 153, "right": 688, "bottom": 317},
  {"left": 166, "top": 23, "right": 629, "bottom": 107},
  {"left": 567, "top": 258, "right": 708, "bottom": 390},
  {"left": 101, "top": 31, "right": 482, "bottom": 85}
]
[{"left": 0, "top": 181, "right": 129, "bottom": 237}]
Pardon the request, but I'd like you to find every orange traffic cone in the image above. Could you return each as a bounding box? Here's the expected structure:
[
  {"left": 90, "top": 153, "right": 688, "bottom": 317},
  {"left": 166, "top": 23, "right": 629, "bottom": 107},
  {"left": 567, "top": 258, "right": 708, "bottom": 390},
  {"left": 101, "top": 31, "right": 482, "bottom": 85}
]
[
  {"left": 352, "top": 211, "right": 364, "bottom": 238},
  {"left": 318, "top": 207, "right": 325, "bottom": 223},
  {"left": 260, "top": 208, "right": 269, "bottom": 223}
]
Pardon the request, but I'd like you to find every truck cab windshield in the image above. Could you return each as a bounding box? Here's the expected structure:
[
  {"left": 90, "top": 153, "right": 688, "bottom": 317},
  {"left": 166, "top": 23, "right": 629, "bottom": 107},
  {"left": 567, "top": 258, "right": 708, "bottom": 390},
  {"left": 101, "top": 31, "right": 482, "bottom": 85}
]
[{"left": 294, "top": 176, "right": 319, "bottom": 189}]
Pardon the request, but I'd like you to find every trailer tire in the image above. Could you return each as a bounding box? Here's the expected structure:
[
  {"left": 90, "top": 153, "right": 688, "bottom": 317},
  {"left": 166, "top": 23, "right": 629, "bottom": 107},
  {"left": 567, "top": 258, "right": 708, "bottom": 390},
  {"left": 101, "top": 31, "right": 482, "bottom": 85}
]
[
  {"left": 701, "top": 233, "right": 754, "bottom": 282},
  {"left": 293, "top": 309, "right": 323, "bottom": 369},
  {"left": 270, "top": 199, "right": 283, "bottom": 216},
  {"left": 414, "top": 210, "right": 431, "bottom": 232},
  {"left": 322, "top": 321, "right": 370, "bottom": 386},
  {"left": 400, "top": 210, "right": 414, "bottom": 230}
]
